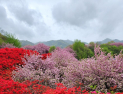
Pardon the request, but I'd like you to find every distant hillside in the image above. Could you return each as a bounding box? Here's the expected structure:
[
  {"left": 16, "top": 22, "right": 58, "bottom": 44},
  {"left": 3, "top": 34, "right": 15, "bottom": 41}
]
[
  {"left": 64, "top": 40, "right": 74, "bottom": 44},
  {"left": 19, "top": 39, "right": 88, "bottom": 48},
  {"left": 35, "top": 40, "right": 74, "bottom": 48},
  {"left": 19, "top": 38, "right": 123, "bottom": 48},
  {"left": 19, "top": 40, "right": 35, "bottom": 47},
  {"left": 94, "top": 38, "right": 123, "bottom": 44},
  {"left": 19, "top": 39, "right": 74, "bottom": 48}
]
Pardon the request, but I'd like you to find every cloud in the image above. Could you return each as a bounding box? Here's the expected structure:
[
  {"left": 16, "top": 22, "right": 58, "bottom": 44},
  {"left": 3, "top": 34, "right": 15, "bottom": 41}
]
[
  {"left": 0, "top": 0, "right": 52, "bottom": 43},
  {"left": 97, "top": 0, "right": 123, "bottom": 36},
  {"left": 0, "top": 5, "right": 7, "bottom": 20},
  {"left": 52, "top": 0, "right": 123, "bottom": 38},
  {"left": 5, "top": 0, "right": 42, "bottom": 26},
  {"left": 52, "top": 0, "right": 98, "bottom": 27},
  {"left": 0, "top": 0, "right": 123, "bottom": 44}
]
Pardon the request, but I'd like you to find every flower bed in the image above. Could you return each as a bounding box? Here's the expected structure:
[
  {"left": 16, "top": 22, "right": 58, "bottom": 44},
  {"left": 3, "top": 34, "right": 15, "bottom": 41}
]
[{"left": 0, "top": 47, "right": 123, "bottom": 94}]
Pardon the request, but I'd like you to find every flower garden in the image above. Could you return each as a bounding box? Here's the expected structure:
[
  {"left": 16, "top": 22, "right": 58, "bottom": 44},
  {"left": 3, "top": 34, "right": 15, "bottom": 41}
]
[{"left": 1, "top": 42, "right": 123, "bottom": 94}]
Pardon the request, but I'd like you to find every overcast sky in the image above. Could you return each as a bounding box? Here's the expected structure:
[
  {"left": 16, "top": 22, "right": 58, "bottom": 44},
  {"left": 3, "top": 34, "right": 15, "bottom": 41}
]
[{"left": 0, "top": 0, "right": 123, "bottom": 43}]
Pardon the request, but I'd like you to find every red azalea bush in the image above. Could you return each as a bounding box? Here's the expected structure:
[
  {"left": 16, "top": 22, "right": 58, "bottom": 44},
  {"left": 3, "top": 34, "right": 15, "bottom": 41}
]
[
  {"left": 0, "top": 48, "right": 39, "bottom": 70},
  {"left": 0, "top": 48, "right": 39, "bottom": 79},
  {"left": 0, "top": 77, "right": 31, "bottom": 94},
  {"left": 0, "top": 74, "right": 88, "bottom": 94},
  {"left": 43, "top": 83, "right": 89, "bottom": 94},
  {"left": 41, "top": 53, "right": 52, "bottom": 60},
  {"left": 0, "top": 77, "right": 88, "bottom": 94},
  {"left": 0, "top": 76, "right": 53, "bottom": 94}
]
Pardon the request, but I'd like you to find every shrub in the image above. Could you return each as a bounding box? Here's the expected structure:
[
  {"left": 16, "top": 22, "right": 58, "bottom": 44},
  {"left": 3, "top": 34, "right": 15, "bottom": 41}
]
[
  {"left": 0, "top": 77, "right": 31, "bottom": 93},
  {"left": 12, "top": 47, "right": 78, "bottom": 89},
  {"left": 110, "top": 42, "right": 123, "bottom": 47},
  {"left": 22, "top": 43, "right": 50, "bottom": 55},
  {"left": 49, "top": 47, "right": 78, "bottom": 68},
  {"left": 12, "top": 53, "right": 58, "bottom": 88},
  {"left": 0, "top": 42, "right": 17, "bottom": 49},
  {"left": 46, "top": 48, "right": 78, "bottom": 86},
  {"left": 41, "top": 53, "right": 52, "bottom": 60},
  {"left": 100, "top": 44, "right": 123, "bottom": 57},
  {"left": 63, "top": 46, "right": 76, "bottom": 57},
  {"left": 64, "top": 45, "right": 123, "bottom": 93},
  {"left": 0, "top": 76, "right": 52, "bottom": 94},
  {"left": 43, "top": 83, "right": 88, "bottom": 94},
  {"left": 0, "top": 48, "right": 39, "bottom": 80}
]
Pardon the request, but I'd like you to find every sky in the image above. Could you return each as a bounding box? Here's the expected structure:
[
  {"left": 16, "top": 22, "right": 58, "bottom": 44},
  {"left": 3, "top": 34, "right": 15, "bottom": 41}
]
[{"left": 0, "top": 0, "right": 123, "bottom": 43}]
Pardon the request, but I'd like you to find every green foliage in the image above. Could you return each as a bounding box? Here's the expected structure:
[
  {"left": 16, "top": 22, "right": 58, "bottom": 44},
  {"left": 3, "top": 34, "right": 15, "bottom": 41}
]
[
  {"left": 90, "top": 85, "right": 97, "bottom": 90},
  {"left": 3, "top": 31, "right": 21, "bottom": 48},
  {"left": 101, "top": 46, "right": 112, "bottom": 55},
  {"left": 88, "top": 42, "right": 95, "bottom": 53},
  {"left": 0, "top": 37, "right": 5, "bottom": 45},
  {"left": 100, "top": 43, "right": 123, "bottom": 57},
  {"left": 106, "top": 41, "right": 115, "bottom": 45},
  {"left": 49, "top": 46, "right": 56, "bottom": 53},
  {"left": 72, "top": 39, "right": 94, "bottom": 60},
  {"left": 0, "top": 33, "right": 8, "bottom": 45}
]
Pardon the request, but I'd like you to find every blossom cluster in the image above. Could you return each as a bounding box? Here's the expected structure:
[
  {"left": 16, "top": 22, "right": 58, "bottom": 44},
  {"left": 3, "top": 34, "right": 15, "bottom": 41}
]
[
  {"left": 22, "top": 43, "right": 50, "bottom": 55},
  {"left": 0, "top": 47, "right": 87, "bottom": 94},
  {"left": 0, "top": 42, "right": 17, "bottom": 49},
  {"left": 110, "top": 42, "right": 123, "bottom": 47},
  {"left": 64, "top": 45, "right": 123, "bottom": 92},
  {"left": 1, "top": 44, "right": 123, "bottom": 94},
  {"left": 41, "top": 53, "right": 52, "bottom": 60}
]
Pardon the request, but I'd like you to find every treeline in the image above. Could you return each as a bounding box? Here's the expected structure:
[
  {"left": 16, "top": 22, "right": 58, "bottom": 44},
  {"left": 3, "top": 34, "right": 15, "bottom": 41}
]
[
  {"left": 1, "top": 30, "right": 123, "bottom": 60},
  {"left": 50, "top": 40, "right": 123, "bottom": 60}
]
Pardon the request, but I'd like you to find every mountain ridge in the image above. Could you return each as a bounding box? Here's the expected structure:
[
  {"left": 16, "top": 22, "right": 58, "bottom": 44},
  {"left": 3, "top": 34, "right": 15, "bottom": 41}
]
[{"left": 19, "top": 38, "right": 123, "bottom": 48}]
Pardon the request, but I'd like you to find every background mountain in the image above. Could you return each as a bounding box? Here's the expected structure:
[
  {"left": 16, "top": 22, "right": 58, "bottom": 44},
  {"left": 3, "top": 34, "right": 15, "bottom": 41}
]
[
  {"left": 94, "top": 38, "right": 123, "bottom": 44},
  {"left": 19, "top": 39, "right": 88, "bottom": 48},
  {"left": 20, "top": 40, "right": 35, "bottom": 47},
  {"left": 35, "top": 40, "right": 73, "bottom": 48},
  {"left": 19, "top": 38, "right": 123, "bottom": 48},
  {"left": 1, "top": 31, "right": 123, "bottom": 48},
  {"left": 93, "top": 38, "right": 112, "bottom": 44}
]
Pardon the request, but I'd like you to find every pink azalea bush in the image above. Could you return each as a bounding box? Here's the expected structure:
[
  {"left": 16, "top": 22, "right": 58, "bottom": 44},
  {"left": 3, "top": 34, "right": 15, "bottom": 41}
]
[
  {"left": 12, "top": 47, "right": 78, "bottom": 89},
  {"left": 63, "top": 45, "right": 123, "bottom": 93},
  {"left": 63, "top": 46, "right": 77, "bottom": 57},
  {"left": 110, "top": 42, "right": 123, "bottom": 47},
  {"left": 22, "top": 43, "right": 50, "bottom": 55},
  {"left": 12, "top": 53, "right": 58, "bottom": 88},
  {"left": 45, "top": 47, "right": 78, "bottom": 84},
  {"left": 0, "top": 42, "right": 17, "bottom": 49}
]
